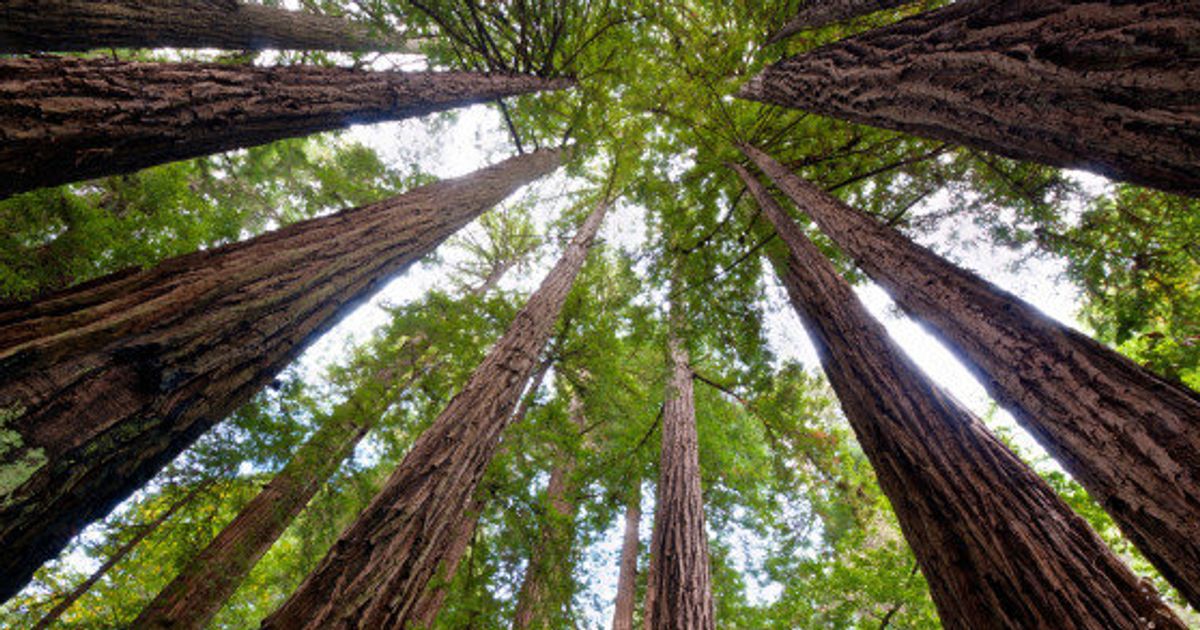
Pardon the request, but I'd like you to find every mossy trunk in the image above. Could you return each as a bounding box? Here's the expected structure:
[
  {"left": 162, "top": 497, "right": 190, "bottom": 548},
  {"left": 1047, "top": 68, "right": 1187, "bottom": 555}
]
[
  {"left": 741, "top": 143, "right": 1200, "bottom": 608},
  {"left": 741, "top": 0, "right": 1200, "bottom": 197},
  {"left": 0, "top": 148, "right": 562, "bottom": 603},
  {"left": 0, "top": 57, "right": 571, "bottom": 198},
  {"left": 0, "top": 0, "right": 417, "bottom": 53},
  {"left": 732, "top": 162, "right": 1184, "bottom": 629},
  {"left": 643, "top": 304, "right": 715, "bottom": 630},
  {"left": 261, "top": 198, "right": 608, "bottom": 628}
]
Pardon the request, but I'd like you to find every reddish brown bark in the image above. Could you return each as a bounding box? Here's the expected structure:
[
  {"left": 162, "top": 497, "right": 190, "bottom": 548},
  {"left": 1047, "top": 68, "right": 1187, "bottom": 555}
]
[
  {"left": 32, "top": 478, "right": 212, "bottom": 630},
  {"left": 643, "top": 308, "right": 715, "bottom": 630},
  {"left": 0, "top": 0, "right": 417, "bottom": 54},
  {"left": 742, "top": 143, "right": 1200, "bottom": 608},
  {"left": 741, "top": 0, "right": 1200, "bottom": 197},
  {"left": 733, "top": 162, "right": 1185, "bottom": 629},
  {"left": 0, "top": 148, "right": 562, "bottom": 603},
  {"left": 766, "top": 0, "right": 915, "bottom": 43},
  {"left": 261, "top": 198, "right": 609, "bottom": 629},
  {"left": 610, "top": 486, "right": 640, "bottom": 630},
  {"left": 512, "top": 394, "right": 587, "bottom": 629},
  {"left": 0, "top": 57, "right": 571, "bottom": 198}
]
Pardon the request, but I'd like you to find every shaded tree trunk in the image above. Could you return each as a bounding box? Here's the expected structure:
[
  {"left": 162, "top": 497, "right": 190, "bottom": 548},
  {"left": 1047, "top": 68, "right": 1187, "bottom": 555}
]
[
  {"left": 512, "top": 393, "right": 587, "bottom": 629},
  {"left": 766, "top": 0, "right": 915, "bottom": 43},
  {"left": 0, "top": 0, "right": 419, "bottom": 54},
  {"left": 0, "top": 148, "right": 563, "bottom": 603},
  {"left": 261, "top": 197, "right": 609, "bottom": 629},
  {"left": 741, "top": 143, "right": 1200, "bottom": 607},
  {"left": 643, "top": 305, "right": 715, "bottom": 630},
  {"left": 0, "top": 57, "right": 571, "bottom": 198},
  {"left": 32, "top": 478, "right": 212, "bottom": 630},
  {"left": 610, "top": 485, "right": 641, "bottom": 630},
  {"left": 732, "top": 161, "right": 1185, "bottom": 629},
  {"left": 740, "top": 0, "right": 1200, "bottom": 197}
]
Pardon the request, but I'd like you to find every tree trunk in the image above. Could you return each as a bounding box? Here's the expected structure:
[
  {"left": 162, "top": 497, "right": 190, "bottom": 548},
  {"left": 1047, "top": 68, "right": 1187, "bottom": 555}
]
[
  {"left": 32, "top": 478, "right": 212, "bottom": 630},
  {"left": 643, "top": 305, "right": 715, "bottom": 630},
  {"left": 741, "top": 143, "right": 1200, "bottom": 609},
  {"left": 0, "top": 148, "right": 563, "bottom": 603},
  {"left": 766, "top": 0, "right": 915, "bottom": 44},
  {"left": 610, "top": 485, "right": 640, "bottom": 630},
  {"left": 740, "top": 0, "right": 1200, "bottom": 197},
  {"left": 261, "top": 198, "right": 608, "bottom": 629},
  {"left": 0, "top": 57, "right": 571, "bottom": 198},
  {"left": 0, "top": 0, "right": 418, "bottom": 54},
  {"left": 512, "top": 393, "right": 587, "bottom": 629},
  {"left": 732, "top": 161, "right": 1185, "bottom": 629}
]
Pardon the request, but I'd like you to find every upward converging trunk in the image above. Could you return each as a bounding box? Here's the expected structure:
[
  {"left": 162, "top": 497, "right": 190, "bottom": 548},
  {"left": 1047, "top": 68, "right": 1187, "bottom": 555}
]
[
  {"left": 261, "top": 198, "right": 609, "bottom": 629},
  {"left": 512, "top": 393, "right": 588, "bottom": 629},
  {"left": 0, "top": 57, "right": 571, "bottom": 198},
  {"left": 0, "top": 0, "right": 418, "bottom": 54},
  {"left": 766, "top": 0, "right": 915, "bottom": 43},
  {"left": 0, "top": 148, "right": 563, "bottom": 603},
  {"left": 610, "top": 486, "right": 640, "bottom": 630},
  {"left": 741, "top": 0, "right": 1200, "bottom": 197},
  {"left": 643, "top": 304, "right": 715, "bottom": 630},
  {"left": 733, "top": 162, "right": 1185, "bottom": 629},
  {"left": 741, "top": 144, "right": 1200, "bottom": 608}
]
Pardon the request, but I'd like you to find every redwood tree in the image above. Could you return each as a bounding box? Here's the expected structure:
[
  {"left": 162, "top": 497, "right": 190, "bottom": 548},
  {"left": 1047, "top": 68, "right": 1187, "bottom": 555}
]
[
  {"left": 643, "top": 304, "right": 715, "bottom": 630},
  {"left": 0, "top": 148, "right": 563, "bottom": 602},
  {"left": 0, "top": 0, "right": 417, "bottom": 54},
  {"left": 742, "top": 142, "right": 1200, "bottom": 608},
  {"left": 732, "top": 162, "right": 1185, "bottom": 629},
  {"left": 766, "top": 0, "right": 915, "bottom": 44},
  {"left": 610, "top": 486, "right": 641, "bottom": 630},
  {"left": 741, "top": 0, "right": 1200, "bottom": 197},
  {"left": 0, "top": 57, "right": 570, "bottom": 198},
  {"left": 261, "top": 197, "right": 609, "bottom": 629}
]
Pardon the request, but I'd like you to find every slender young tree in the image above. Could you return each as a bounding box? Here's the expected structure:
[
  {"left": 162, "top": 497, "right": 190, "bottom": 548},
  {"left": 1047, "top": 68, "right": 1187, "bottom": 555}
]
[
  {"left": 740, "top": 0, "right": 1200, "bottom": 197},
  {"left": 261, "top": 196, "right": 610, "bottom": 628},
  {"left": 32, "top": 478, "right": 214, "bottom": 630},
  {"left": 0, "top": 148, "right": 563, "bottom": 602},
  {"left": 610, "top": 486, "right": 641, "bottom": 630},
  {"left": 0, "top": 0, "right": 420, "bottom": 54},
  {"left": 766, "top": 0, "right": 915, "bottom": 43},
  {"left": 732, "top": 162, "right": 1185, "bottom": 629},
  {"left": 741, "top": 143, "right": 1200, "bottom": 607},
  {"left": 643, "top": 299, "right": 715, "bottom": 630},
  {"left": 512, "top": 393, "right": 587, "bottom": 629},
  {"left": 0, "top": 57, "right": 571, "bottom": 198}
]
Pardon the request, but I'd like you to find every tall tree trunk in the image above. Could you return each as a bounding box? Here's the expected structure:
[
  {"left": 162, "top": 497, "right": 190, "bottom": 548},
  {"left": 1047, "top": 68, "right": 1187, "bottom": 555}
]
[
  {"left": 643, "top": 304, "right": 715, "bottom": 630},
  {"left": 0, "top": 148, "right": 563, "bottom": 603},
  {"left": 740, "top": 143, "right": 1200, "bottom": 608},
  {"left": 610, "top": 485, "right": 640, "bottom": 630},
  {"left": 0, "top": 0, "right": 418, "bottom": 54},
  {"left": 766, "top": 0, "right": 916, "bottom": 44},
  {"left": 512, "top": 393, "right": 587, "bottom": 629},
  {"left": 0, "top": 57, "right": 571, "bottom": 198},
  {"left": 732, "top": 162, "right": 1185, "bottom": 629},
  {"left": 32, "top": 477, "right": 212, "bottom": 630},
  {"left": 261, "top": 197, "right": 609, "bottom": 629},
  {"left": 740, "top": 0, "right": 1200, "bottom": 197}
]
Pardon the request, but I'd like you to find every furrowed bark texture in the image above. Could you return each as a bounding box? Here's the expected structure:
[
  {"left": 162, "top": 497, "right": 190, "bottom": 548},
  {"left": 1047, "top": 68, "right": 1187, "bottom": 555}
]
[
  {"left": 742, "top": 144, "right": 1200, "bottom": 607},
  {"left": 0, "top": 148, "right": 562, "bottom": 603},
  {"left": 0, "top": 0, "right": 415, "bottom": 54},
  {"left": 261, "top": 199, "right": 608, "bottom": 629},
  {"left": 767, "top": 0, "right": 914, "bottom": 43},
  {"left": 741, "top": 0, "right": 1200, "bottom": 197},
  {"left": 32, "top": 478, "right": 211, "bottom": 630},
  {"left": 643, "top": 311, "right": 715, "bottom": 630},
  {"left": 610, "top": 486, "right": 641, "bottom": 630},
  {"left": 0, "top": 57, "right": 572, "bottom": 198},
  {"left": 733, "top": 162, "right": 1184, "bottom": 629},
  {"left": 512, "top": 394, "right": 587, "bottom": 629}
]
